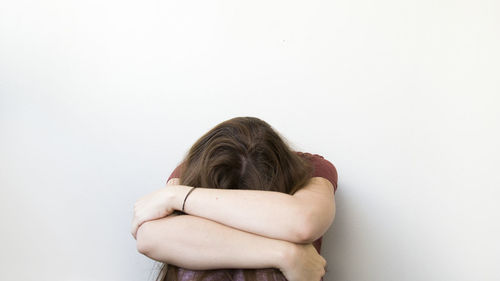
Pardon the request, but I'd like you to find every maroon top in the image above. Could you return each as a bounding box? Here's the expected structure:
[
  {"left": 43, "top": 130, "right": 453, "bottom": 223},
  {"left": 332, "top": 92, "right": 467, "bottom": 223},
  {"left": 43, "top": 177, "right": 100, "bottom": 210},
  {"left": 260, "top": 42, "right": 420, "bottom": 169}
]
[{"left": 165, "top": 152, "right": 338, "bottom": 280}]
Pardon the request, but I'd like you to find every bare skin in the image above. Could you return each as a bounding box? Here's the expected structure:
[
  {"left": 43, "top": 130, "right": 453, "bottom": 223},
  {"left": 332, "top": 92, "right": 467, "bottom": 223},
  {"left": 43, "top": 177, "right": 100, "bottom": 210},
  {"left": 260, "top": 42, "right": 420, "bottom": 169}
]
[{"left": 132, "top": 177, "right": 334, "bottom": 281}]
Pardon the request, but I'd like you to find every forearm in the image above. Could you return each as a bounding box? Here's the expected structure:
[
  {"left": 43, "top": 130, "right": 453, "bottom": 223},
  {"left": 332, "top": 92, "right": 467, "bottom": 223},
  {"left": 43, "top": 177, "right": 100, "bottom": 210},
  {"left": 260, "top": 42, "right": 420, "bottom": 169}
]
[
  {"left": 136, "top": 213, "right": 293, "bottom": 270},
  {"left": 169, "top": 185, "right": 309, "bottom": 243}
]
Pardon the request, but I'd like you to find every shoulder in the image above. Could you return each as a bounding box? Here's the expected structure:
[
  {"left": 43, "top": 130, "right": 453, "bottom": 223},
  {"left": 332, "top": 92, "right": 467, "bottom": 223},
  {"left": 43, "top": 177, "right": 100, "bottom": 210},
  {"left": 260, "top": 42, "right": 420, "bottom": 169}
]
[
  {"left": 296, "top": 151, "right": 338, "bottom": 192},
  {"left": 166, "top": 161, "right": 185, "bottom": 184}
]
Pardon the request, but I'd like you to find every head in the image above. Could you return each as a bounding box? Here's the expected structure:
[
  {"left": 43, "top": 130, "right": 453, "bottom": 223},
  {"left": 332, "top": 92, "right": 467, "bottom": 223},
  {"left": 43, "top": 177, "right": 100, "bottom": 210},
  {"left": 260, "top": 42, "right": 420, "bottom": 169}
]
[
  {"left": 178, "top": 116, "right": 313, "bottom": 194},
  {"left": 157, "top": 116, "right": 314, "bottom": 281}
]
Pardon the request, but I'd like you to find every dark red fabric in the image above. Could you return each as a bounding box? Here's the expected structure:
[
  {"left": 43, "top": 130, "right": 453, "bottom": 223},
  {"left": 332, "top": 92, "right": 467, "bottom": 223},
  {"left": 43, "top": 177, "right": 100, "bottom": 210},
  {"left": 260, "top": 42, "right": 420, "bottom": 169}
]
[
  {"left": 165, "top": 151, "right": 338, "bottom": 254},
  {"left": 167, "top": 161, "right": 184, "bottom": 183},
  {"left": 295, "top": 151, "right": 338, "bottom": 194}
]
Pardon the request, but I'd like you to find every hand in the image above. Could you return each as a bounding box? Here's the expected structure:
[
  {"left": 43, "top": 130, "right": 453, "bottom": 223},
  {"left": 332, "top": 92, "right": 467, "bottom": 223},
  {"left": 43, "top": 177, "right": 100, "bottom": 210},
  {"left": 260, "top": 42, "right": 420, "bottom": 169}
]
[
  {"left": 131, "top": 184, "right": 179, "bottom": 240},
  {"left": 279, "top": 243, "right": 327, "bottom": 281}
]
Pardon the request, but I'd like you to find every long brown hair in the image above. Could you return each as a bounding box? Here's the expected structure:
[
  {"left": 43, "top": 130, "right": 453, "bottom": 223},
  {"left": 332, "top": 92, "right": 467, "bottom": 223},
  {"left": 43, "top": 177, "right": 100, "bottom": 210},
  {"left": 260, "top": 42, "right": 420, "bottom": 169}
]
[{"left": 155, "top": 116, "right": 314, "bottom": 281}]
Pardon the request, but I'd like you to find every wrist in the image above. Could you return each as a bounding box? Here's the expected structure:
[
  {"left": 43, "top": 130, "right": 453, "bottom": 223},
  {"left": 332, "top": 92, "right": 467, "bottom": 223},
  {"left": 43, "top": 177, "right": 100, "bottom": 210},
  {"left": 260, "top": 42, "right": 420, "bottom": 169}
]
[
  {"left": 166, "top": 185, "right": 191, "bottom": 211},
  {"left": 273, "top": 240, "right": 297, "bottom": 271}
]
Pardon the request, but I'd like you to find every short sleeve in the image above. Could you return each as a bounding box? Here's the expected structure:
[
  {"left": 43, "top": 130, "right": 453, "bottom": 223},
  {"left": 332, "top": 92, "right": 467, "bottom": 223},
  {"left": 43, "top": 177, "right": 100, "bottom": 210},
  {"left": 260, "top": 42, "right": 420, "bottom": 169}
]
[
  {"left": 166, "top": 162, "right": 184, "bottom": 184},
  {"left": 313, "top": 155, "right": 338, "bottom": 193},
  {"left": 298, "top": 152, "right": 338, "bottom": 193}
]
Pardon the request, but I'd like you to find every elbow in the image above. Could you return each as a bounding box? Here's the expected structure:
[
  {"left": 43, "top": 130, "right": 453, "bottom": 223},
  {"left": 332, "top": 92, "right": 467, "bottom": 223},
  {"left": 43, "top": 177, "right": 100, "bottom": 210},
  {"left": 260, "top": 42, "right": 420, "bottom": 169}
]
[
  {"left": 136, "top": 222, "right": 154, "bottom": 255},
  {"left": 295, "top": 208, "right": 335, "bottom": 244},
  {"left": 294, "top": 211, "right": 319, "bottom": 244},
  {"left": 295, "top": 225, "right": 317, "bottom": 244}
]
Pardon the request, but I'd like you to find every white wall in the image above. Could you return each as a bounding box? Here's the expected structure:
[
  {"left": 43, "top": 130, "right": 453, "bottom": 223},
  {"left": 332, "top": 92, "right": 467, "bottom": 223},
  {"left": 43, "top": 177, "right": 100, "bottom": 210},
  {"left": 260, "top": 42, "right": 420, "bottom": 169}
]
[{"left": 1, "top": 1, "right": 499, "bottom": 280}]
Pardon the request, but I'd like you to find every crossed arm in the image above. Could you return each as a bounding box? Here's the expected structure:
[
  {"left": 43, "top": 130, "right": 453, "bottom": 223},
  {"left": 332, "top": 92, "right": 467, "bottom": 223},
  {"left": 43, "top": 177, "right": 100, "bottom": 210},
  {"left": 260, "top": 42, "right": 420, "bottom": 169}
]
[
  {"left": 133, "top": 176, "right": 335, "bottom": 273},
  {"left": 136, "top": 213, "right": 291, "bottom": 270}
]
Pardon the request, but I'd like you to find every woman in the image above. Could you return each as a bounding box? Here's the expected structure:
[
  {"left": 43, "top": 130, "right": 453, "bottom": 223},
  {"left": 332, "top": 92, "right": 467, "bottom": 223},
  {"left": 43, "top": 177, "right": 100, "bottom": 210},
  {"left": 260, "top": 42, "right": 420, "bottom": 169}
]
[{"left": 131, "top": 117, "right": 338, "bottom": 281}]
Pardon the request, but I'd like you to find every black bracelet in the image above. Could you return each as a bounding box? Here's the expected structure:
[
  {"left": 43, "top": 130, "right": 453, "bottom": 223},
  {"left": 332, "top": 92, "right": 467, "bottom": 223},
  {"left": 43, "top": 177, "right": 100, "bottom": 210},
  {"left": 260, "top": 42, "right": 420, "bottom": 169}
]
[{"left": 182, "top": 186, "right": 197, "bottom": 212}]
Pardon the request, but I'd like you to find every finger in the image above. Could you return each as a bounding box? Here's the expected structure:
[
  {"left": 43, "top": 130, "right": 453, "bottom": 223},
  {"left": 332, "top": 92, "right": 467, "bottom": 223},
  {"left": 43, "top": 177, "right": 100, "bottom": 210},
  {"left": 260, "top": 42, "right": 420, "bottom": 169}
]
[
  {"left": 131, "top": 217, "right": 143, "bottom": 240},
  {"left": 167, "top": 178, "right": 180, "bottom": 185},
  {"left": 131, "top": 220, "right": 138, "bottom": 240},
  {"left": 134, "top": 200, "right": 144, "bottom": 208}
]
